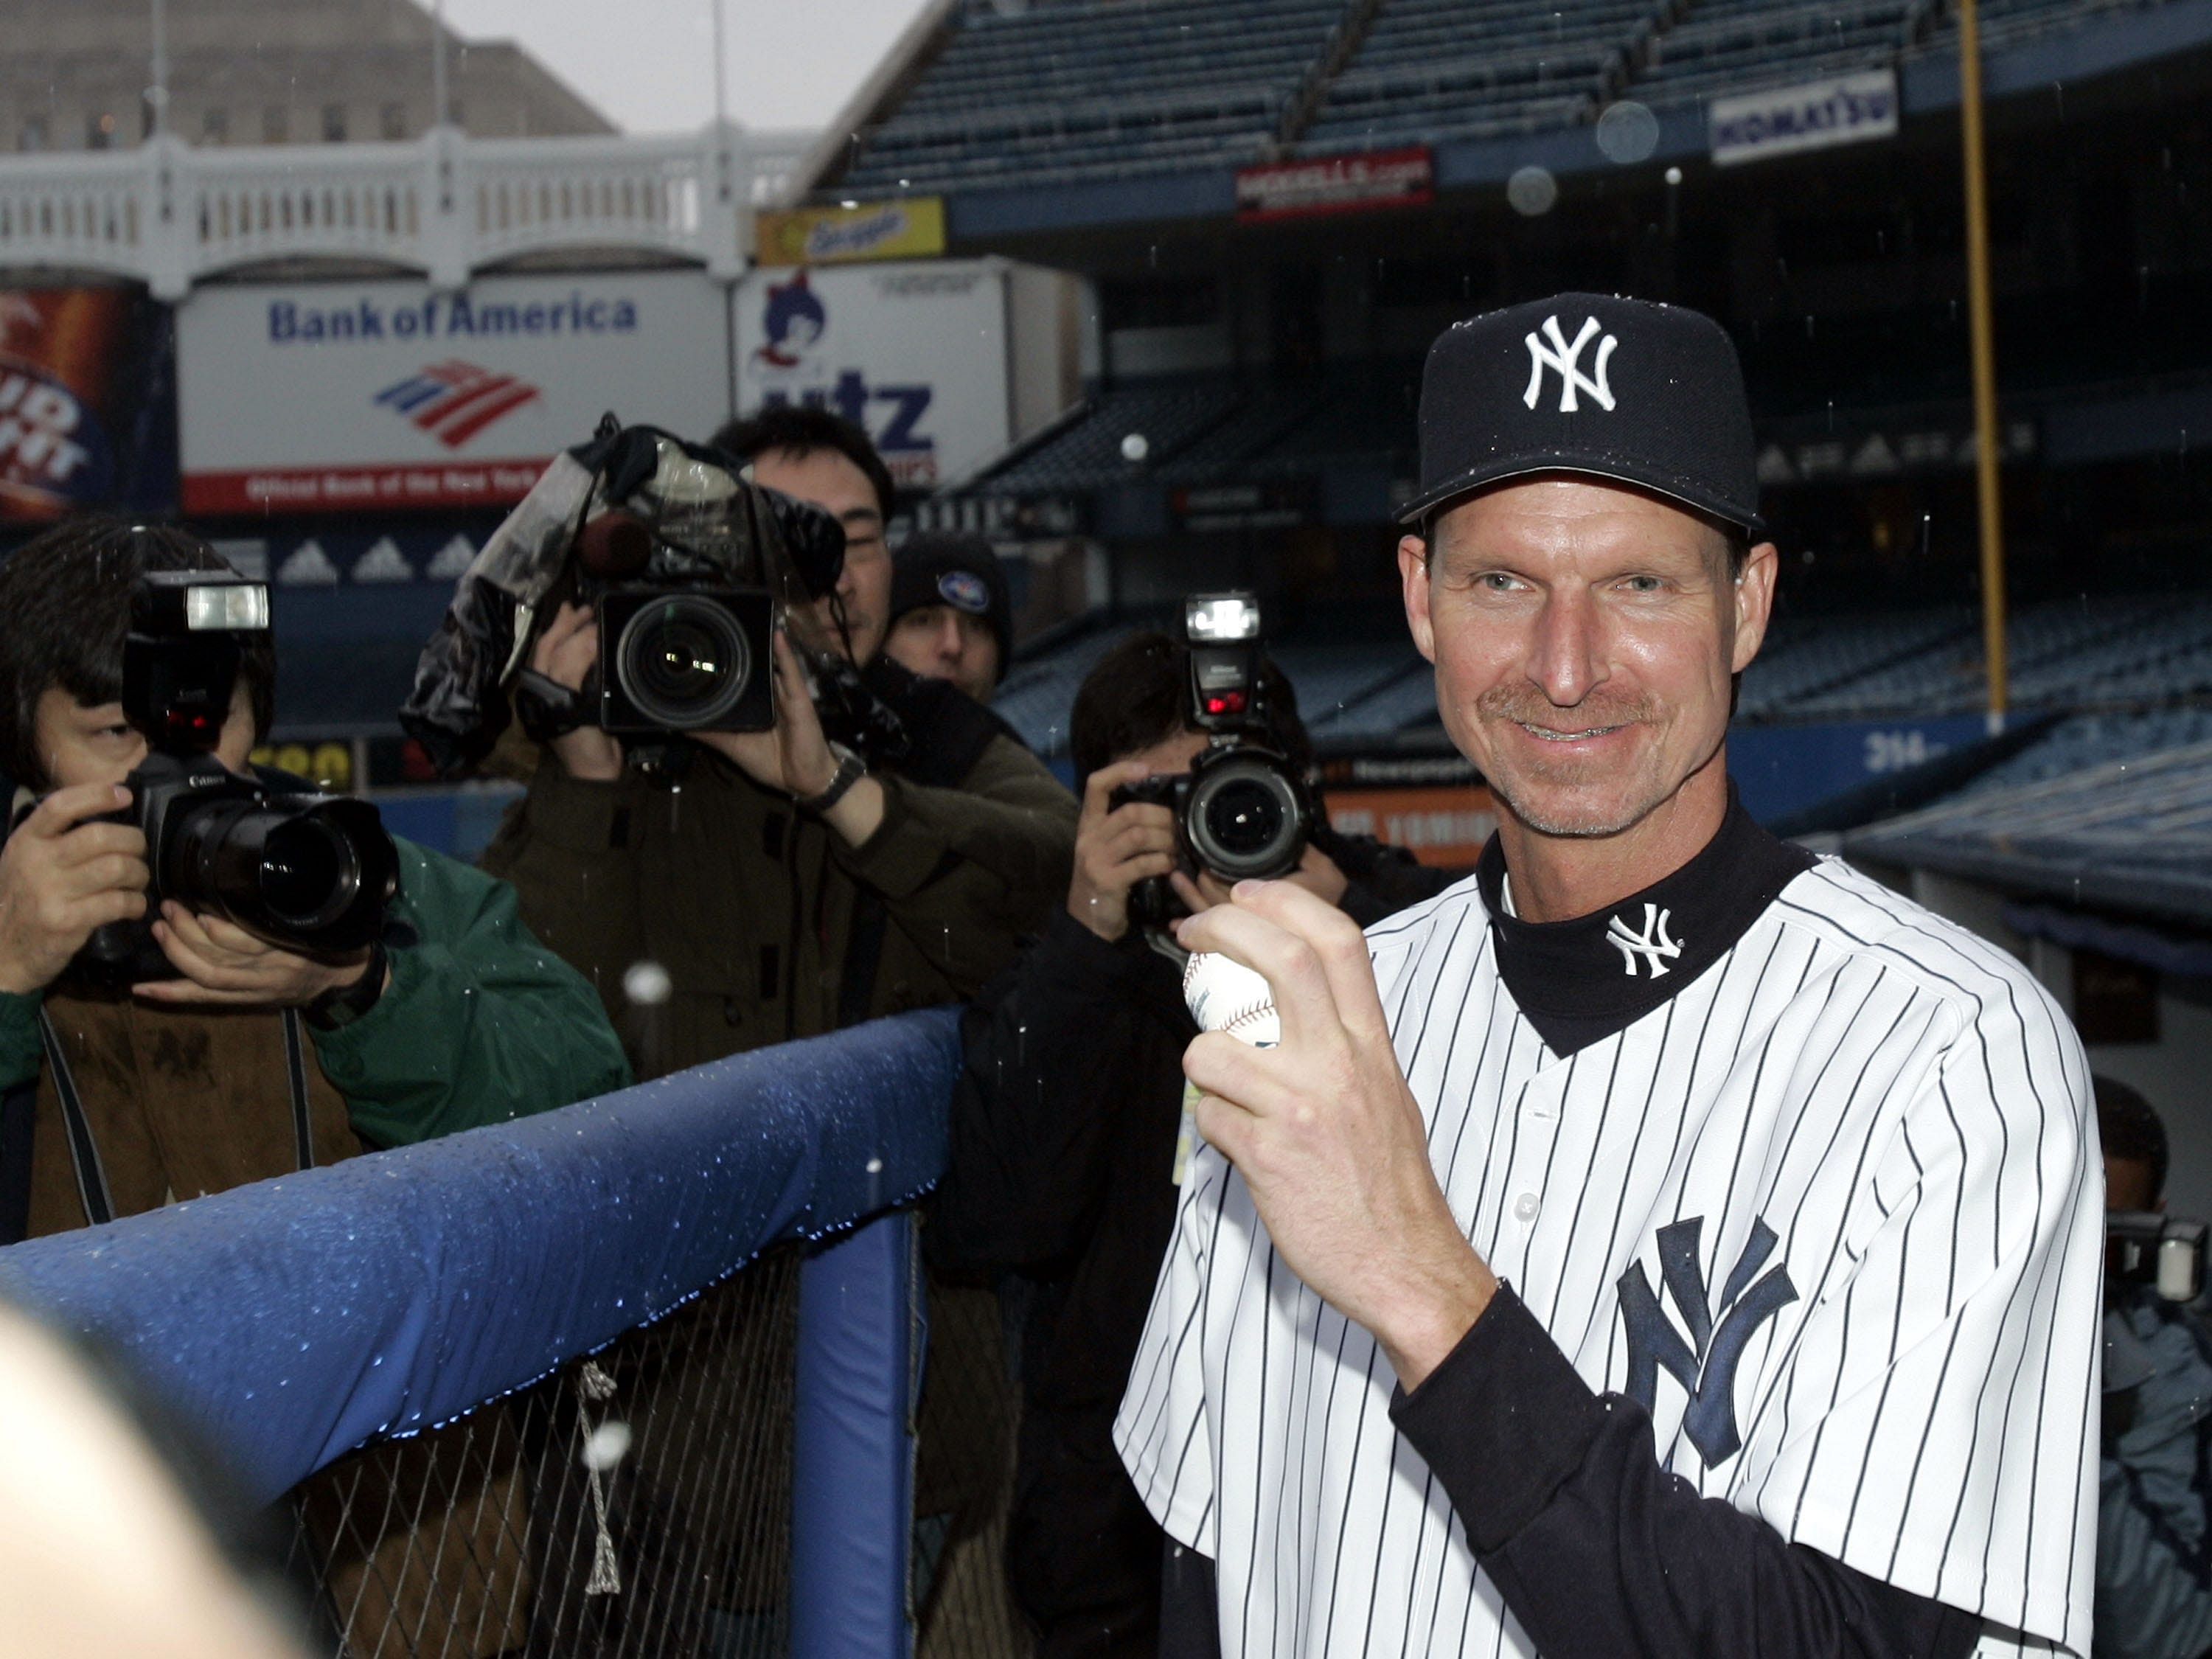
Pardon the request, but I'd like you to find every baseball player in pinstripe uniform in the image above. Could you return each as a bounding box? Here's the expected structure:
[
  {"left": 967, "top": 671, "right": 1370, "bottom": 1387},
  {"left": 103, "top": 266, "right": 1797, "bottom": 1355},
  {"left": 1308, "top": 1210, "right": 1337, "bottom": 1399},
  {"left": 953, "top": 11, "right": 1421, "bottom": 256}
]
[{"left": 1113, "top": 293, "right": 2101, "bottom": 1658}]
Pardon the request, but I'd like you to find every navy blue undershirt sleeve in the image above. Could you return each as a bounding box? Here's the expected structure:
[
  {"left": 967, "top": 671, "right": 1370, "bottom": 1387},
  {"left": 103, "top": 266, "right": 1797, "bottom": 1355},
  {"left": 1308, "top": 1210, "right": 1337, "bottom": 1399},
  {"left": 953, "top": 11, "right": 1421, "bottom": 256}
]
[{"left": 1387, "top": 1284, "right": 1983, "bottom": 1659}]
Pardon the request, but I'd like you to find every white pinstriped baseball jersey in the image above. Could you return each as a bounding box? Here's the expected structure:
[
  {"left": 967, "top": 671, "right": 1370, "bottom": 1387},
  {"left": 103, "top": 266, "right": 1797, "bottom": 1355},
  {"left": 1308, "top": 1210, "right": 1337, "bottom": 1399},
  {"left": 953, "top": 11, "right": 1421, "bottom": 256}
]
[{"left": 1114, "top": 852, "right": 2101, "bottom": 1658}]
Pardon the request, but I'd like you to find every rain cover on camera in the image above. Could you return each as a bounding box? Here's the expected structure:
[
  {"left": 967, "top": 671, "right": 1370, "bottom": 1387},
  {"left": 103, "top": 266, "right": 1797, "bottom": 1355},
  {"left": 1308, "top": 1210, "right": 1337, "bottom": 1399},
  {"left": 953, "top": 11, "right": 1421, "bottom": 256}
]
[{"left": 399, "top": 420, "right": 850, "bottom": 776}]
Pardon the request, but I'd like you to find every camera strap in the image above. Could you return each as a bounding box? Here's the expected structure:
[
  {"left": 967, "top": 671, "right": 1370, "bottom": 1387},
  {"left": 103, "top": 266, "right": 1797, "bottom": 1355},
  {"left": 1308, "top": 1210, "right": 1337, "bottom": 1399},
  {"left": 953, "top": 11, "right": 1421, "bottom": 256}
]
[
  {"left": 37, "top": 1006, "right": 318, "bottom": 1230},
  {"left": 36, "top": 1009, "right": 115, "bottom": 1228}
]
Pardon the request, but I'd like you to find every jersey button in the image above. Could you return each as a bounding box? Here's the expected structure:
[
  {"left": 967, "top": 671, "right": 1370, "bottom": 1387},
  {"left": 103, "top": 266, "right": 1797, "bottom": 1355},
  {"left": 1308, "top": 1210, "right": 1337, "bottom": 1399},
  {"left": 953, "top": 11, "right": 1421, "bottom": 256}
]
[{"left": 1513, "top": 1192, "right": 1540, "bottom": 1222}]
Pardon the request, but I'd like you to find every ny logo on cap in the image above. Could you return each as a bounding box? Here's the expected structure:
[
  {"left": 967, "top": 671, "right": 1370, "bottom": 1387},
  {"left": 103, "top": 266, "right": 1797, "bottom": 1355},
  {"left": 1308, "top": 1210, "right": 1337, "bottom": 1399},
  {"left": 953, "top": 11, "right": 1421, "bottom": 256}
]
[
  {"left": 1523, "top": 314, "right": 1618, "bottom": 414},
  {"left": 1606, "top": 903, "right": 1681, "bottom": 978}
]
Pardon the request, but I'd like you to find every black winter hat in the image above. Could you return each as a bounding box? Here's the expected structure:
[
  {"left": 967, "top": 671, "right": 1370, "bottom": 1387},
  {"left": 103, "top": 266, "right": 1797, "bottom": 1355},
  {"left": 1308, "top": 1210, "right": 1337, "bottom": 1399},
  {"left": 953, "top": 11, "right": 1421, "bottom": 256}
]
[
  {"left": 1401, "top": 293, "right": 1764, "bottom": 538},
  {"left": 889, "top": 533, "right": 1013, "bottom": 684}
]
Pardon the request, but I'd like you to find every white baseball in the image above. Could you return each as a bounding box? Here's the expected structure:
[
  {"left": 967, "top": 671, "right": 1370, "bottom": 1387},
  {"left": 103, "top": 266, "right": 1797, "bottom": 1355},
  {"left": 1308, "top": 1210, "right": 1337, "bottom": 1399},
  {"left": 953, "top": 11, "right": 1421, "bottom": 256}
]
[{"left": 1183, "top": 951, "right": 1279, "bottom": 1048}]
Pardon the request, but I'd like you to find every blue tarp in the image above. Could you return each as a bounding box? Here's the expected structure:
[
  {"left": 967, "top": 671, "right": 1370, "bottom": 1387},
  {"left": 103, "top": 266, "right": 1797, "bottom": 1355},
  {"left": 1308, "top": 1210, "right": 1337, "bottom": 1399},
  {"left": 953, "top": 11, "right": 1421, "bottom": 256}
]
[{"left": 0, "top": 1008, "right": 960, "bottom": 1507}]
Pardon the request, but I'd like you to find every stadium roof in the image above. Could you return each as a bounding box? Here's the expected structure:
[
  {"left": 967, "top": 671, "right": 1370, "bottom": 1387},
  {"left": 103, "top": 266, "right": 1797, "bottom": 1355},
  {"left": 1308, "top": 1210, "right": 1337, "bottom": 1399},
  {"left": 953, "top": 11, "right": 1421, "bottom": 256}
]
[
  {"left": 1843, "top": 737, "right": 2212, "bottom": 928},
  {"left": 795, "top": 0, "right": 2212, "bottom": 237}
]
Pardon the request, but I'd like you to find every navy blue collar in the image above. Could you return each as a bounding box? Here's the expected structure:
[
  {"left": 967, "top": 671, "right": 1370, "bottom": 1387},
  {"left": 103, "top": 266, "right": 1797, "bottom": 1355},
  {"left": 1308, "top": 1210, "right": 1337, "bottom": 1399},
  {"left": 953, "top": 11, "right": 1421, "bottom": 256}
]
[{"left": 1475, "top": 790, "right": 1814, "bottom": 1057}]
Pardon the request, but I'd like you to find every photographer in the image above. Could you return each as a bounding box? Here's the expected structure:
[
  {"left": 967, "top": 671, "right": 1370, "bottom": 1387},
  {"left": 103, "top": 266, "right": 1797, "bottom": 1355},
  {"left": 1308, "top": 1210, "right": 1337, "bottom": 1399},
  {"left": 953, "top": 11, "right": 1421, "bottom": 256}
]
[
  {"left": 2096, "top": 1077, "right": 2212, "bottom": 1659},
  {"left": 0, "top": 520, "right": 632, "bottom": 1240},
  {"left": 882, "top": 532, "right": 1013, "bottom": 706},
  {"left": 481, "top": 411, "right": 1075, "bottom": 1078},
  {"left": 927, "top": 627, "right": 1448, "bottom": 1657}
]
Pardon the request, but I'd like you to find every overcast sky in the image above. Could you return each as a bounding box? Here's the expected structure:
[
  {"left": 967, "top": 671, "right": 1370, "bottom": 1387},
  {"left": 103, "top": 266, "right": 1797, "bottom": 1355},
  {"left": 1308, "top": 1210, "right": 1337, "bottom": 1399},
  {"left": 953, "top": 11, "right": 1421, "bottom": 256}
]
[{"left": 439, "top": 0, "right": 936, "bottom": 135}]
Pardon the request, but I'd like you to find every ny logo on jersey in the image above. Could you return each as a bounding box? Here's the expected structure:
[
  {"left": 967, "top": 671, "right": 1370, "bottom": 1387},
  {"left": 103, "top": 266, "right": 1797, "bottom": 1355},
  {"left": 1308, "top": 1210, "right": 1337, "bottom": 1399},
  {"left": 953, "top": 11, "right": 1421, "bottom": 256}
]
[
  {"left": 1618, "top": 1216, "right": 1798, "bottom": 1467},
  {"left": 1605, "top": 903, "right": 1683, "bottom": 978},
  {"left": 1522, "top": 314, "right": 1619, "bottom": 413}
]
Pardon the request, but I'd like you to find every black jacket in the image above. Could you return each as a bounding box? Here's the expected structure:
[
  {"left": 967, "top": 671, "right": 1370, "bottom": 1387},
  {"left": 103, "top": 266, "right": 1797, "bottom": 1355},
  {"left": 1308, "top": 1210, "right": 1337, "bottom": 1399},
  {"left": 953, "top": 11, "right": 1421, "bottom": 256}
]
[{"left": 927, "top": 830, "right": 1453, "bottom": 1650}]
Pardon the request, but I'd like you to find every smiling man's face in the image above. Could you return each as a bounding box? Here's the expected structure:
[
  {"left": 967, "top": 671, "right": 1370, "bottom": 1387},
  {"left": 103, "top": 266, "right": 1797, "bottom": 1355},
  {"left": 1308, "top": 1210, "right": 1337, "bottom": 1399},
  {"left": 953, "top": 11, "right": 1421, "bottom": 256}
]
[{"left": 1399, "top": 475, "right": 1774, "bottom": 839}]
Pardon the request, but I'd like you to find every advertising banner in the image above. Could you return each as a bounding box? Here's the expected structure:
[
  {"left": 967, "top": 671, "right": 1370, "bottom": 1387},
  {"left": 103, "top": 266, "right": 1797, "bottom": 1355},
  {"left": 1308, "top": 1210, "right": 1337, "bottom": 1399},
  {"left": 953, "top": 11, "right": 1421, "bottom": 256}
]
[
  {"left": 0, "top": 287, "right": 175, "bottom": 521},
  {"left": 1708, "top": 69, "right": 1898, "bottom": 167},
  {"left": 176, "top": 271, "right": 731, "bottom": 514},
  {"left": 756, "top": 198, "right": 947, "bottom": 267},
  {"left": 734, "top": 262, "right": 1011, "bottom": 492},
  {"left": 1320, "top": 749, "right": 1495, "bottom": 869},
  {"left": 1235, "top": 147, "right": 1433, "bottom": 223}
]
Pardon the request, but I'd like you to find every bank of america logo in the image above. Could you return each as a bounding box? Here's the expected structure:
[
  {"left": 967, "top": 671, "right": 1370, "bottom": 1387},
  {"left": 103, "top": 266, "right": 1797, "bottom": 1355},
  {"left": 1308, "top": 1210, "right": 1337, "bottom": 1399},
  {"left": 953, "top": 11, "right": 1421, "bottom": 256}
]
[{"left": 374, "top": 361, "right": 540, "bottom": 448}]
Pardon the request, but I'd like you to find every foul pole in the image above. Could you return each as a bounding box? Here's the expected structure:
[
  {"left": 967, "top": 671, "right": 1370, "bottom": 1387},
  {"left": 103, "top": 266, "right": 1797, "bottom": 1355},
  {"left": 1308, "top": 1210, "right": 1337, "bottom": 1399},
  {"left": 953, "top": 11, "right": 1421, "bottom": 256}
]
[{"left": 1958, "top": 0, "right": 2008, "bottom": 734}]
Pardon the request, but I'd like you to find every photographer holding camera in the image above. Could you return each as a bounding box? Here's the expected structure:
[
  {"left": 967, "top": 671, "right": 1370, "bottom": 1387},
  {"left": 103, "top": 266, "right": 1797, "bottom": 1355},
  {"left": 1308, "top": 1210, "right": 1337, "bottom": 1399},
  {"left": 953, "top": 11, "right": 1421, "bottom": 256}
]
[
  {"left": 0, "top": 521, "right": 632, "bottom": 1242},
  {"left": 927, "top": 613, "right": 1448, "bottom": 1658},
  {"left": 479, "top": 409, "right": 1074, "bottom": 1079},
  {"left": 2095, "top": 1077, "right": 2212, "bottom": 1659}
]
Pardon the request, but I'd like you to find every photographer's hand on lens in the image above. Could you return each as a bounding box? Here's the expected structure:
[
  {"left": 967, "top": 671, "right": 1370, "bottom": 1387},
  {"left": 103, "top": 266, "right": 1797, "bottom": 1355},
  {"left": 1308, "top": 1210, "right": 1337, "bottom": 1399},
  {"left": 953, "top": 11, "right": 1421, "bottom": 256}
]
[
  {"left": 1175, "top": 879, "right": 1494, "bottom": 1391},
  {"left": 698, "top": 630, "right": 887, "bottom": 844},
  {"left": 1068, "top": 761, "right": 1180, "bottom": 942},
  {"left": 532, "top": 602, "right": 625, "bottom": 783},
  {"left": 133, "top": 900, "right": 379, "bottom": 1009},
  {"left": 0, "top": 782, "right": 151, "bottom": 996}
]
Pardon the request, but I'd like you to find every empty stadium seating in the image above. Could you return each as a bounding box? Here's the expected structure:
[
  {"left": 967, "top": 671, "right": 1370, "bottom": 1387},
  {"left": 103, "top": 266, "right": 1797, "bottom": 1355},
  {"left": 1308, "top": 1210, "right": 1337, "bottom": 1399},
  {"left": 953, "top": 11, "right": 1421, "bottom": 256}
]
[
  {"left": 1913, "top": 0, "right": 2170, "bottom": 56},
  {"left": 1299, "top": 0, "right": 1640, "bottom": 152},
  {"left": 838, "top": 0, "right": 1345, "bottom": 194},
  {"left": 1624, "top": 0, "right": 1918, "bottom": 108},
  {"left": 825, "top": 0, "right": 2194, "bottom": 195},
  {"left": 994, "top": 588, "right": 2212, "bottom": 762}
]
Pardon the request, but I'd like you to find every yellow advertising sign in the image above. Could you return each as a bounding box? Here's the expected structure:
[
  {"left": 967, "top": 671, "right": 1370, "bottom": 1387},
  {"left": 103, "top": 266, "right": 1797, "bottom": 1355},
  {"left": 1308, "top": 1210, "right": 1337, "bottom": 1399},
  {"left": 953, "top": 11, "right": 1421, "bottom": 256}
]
[{"left": 755, "top": 198, "right": 947, "bottom": 267}]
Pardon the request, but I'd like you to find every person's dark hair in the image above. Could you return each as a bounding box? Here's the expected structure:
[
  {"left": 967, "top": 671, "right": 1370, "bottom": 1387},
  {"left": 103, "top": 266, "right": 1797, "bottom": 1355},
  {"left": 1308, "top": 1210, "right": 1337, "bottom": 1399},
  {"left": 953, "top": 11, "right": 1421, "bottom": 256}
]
[
  {"left": 711, "top": 406, "right": 896, "bottom": 524},
  {"left": 2096, "top": 1076, "right": 2168, "bottom": 1204},
  {"left": 0, "top": 519, "right": 276, "bottom": 791},
  {"left": 1071, "top": 630, "right": 1312, "bottom": 786}
]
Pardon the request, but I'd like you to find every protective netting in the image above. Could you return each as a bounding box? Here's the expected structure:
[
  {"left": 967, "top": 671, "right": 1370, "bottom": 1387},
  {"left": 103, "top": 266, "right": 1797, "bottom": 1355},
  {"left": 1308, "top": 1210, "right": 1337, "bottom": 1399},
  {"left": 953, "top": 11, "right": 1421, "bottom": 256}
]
[
  {"left": 277, "top": 1243, "right": 1038, "bottom": 1658},
  {"left": 285, "top": 1248, "right": 802, "bottom": 1659},
  {"left": 915, "top": 1266, "right": 1028, "bottom": 1659}
]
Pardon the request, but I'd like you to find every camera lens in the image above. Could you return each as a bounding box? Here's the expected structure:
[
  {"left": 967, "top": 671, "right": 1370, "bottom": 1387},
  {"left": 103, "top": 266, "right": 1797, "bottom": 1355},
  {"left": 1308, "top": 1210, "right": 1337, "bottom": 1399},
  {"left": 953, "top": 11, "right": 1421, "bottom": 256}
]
[
  {"left": 616, "top": 595, "right": 752, "bottom": 729},
  {"left": 1186, "top": 755, "right": 1307, "bottom": 880},
  {"left": 1205, "top": 778, "right": 1284, "bottom": 858},
  {"left": 258, "top": 818, "right": 352, "bottom": 925}
]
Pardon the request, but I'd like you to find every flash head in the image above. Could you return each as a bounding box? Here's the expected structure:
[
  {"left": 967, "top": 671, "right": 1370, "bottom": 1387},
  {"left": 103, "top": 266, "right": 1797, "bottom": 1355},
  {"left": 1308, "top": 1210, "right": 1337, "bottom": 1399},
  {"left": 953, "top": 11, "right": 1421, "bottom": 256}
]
[
  {"left": 131, "top": 571, "right": 271, "bottom": 636},
  {"left": 1186, "top": 593, "right": 1260, "bottom": 643}
]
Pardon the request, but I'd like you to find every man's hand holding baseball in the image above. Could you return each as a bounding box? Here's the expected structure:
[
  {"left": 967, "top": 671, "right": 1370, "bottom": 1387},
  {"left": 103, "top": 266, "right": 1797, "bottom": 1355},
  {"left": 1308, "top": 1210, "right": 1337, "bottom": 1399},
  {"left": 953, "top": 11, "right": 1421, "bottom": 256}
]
[{"left": 1176, "top": 880, "right": 1495, "bottom": 1389}]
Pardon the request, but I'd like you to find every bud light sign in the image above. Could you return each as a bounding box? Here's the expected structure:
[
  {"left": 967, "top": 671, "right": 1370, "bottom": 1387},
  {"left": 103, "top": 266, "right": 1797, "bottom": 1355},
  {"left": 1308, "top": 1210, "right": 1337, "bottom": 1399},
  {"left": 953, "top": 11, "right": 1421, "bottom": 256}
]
[
  {"left": 0, "top": 288, "right": 173, "bottom": 521},
  {"left": 734, "top": 262, "right": 1014, "bottom": 492}
]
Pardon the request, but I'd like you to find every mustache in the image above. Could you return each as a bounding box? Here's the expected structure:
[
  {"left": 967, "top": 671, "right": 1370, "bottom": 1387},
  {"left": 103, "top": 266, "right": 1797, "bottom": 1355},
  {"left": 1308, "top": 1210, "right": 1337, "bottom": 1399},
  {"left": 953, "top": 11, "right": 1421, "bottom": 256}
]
[{"left": 1475, "top": 685, "right": 1658, "bottom": 732}]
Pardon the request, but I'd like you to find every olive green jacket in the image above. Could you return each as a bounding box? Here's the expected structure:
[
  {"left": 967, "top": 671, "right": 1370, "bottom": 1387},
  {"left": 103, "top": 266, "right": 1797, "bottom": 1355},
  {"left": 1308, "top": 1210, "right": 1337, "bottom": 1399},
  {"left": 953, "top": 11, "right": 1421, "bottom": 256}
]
[{"left": 479, "top": 735, "right": 1077, "bottom": 1080}]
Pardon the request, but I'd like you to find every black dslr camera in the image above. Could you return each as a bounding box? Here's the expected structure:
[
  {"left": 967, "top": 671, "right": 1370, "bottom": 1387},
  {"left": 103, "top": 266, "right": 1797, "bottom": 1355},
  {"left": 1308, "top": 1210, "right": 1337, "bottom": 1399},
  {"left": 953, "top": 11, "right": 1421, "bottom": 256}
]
[
  {"left": 1113, "top": 593, "right": 1316, "bottom": 932},
  {"left": 71, "top": 572, "right": 399, "bottom": 988}
]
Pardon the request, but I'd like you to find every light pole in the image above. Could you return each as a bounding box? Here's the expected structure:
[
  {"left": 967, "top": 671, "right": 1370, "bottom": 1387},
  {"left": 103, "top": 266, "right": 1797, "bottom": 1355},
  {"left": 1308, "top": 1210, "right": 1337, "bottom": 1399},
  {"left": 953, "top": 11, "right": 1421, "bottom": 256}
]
[
  {"left": 1958, "top": 0, "right": 2008, "bottom": 734},
  {"left": 148, "top": 0, "right": 169, "bottom": 140},
  {"left": 432, "top": 0, "right": 451, "bottom": 130}
]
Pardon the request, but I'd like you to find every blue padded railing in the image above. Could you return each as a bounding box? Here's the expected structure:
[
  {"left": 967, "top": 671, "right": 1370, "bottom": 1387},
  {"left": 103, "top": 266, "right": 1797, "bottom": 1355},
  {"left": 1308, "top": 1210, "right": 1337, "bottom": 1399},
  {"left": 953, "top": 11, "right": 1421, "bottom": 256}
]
[{"left": 0, "top": 1008, "right": 961, "bottom": 1657}]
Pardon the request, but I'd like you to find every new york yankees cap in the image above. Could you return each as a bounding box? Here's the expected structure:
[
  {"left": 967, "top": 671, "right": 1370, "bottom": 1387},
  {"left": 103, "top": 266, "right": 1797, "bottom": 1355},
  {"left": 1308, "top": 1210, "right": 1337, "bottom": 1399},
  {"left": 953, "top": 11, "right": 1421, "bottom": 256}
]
[{"left": 1401, "top": 292, "right": 1765, "bottom": 539}]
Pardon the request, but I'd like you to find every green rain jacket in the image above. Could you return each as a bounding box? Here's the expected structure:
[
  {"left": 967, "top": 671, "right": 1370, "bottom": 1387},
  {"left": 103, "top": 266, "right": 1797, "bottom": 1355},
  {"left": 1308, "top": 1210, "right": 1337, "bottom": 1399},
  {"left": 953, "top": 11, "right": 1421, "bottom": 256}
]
[{"left": 0, "top": 836, "right": 633, "bottom": 1238}]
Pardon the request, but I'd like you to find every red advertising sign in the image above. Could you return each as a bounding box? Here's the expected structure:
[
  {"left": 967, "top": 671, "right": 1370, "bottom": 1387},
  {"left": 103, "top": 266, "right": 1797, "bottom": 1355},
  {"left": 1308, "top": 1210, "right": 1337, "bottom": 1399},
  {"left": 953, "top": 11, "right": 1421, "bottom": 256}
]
[
  {"left": 0, "top": 288, "right": 175, "bottom": 521},
  {"left": 1235, "top": 147, "right": 1434, "bottom": 223}
]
